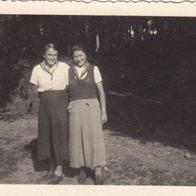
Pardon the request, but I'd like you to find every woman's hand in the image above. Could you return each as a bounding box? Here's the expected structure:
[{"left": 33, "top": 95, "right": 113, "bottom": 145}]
[{"left": 101, "top": 110, "right": 108, "bottom": 125}]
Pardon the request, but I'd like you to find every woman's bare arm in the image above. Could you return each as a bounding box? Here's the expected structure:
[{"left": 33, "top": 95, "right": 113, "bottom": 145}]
[
  {"left": 30, "top": 83, "right": 39, "bottom": 98},
  {"left": 96, "top": 81, "right": 108, "bottom": 124}
]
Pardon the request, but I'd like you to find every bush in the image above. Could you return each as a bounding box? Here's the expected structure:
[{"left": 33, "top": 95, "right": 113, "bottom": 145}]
[{"left": 3, "top": 60, "right": 39, "bottom": 115}]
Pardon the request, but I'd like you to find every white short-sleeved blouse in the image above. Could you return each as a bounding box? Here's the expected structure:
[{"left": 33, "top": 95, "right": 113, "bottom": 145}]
[{"left": 30, "top": 61, "right": 70, "bottom": 92}]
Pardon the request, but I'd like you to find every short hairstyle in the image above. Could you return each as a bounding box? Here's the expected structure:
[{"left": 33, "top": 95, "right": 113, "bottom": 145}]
[
  {"left": 72, "top": 44, "right": 86, "bottom": 56},
  {"left": 44, "top": 43, "right": 58, "bottom": 54}
]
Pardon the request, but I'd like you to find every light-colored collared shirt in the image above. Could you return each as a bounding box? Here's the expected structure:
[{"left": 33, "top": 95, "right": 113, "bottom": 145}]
[{"left": 30, "top": 61, "right": 69, "bottom": 92}]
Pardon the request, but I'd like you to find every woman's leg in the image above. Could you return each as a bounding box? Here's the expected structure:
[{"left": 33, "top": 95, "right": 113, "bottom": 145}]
[
  {"left": 82, "top": 99, "right": 107, "bottom": 185},
  {"left": 37, "top": 103, "right": 51, "bottom": 161},
  {"left": 82, "top": 99, "right": 106, "bottom": 169},
  {"left": 48, "top": 136, "right": 56, "bottom": 176},
  {"left": 48, "top": 116, "right": 68, "bottom": 184},
  {"left": 50, "top": 99, "right": 69, "bottom": 174},
  {"left": 69, "top": 101, "right": 89, "bottom": 184},
  {"left": 69, "top": 101, "right": 85, "bottom": 168},
  {"left": 48, "top": 150, "right": 64, "bottom": 184},
  {"left": 55, "top": 160, "right": 63, "bottom": 176},
  {"left": 47, "top": 152, "right": 64, "bottom": 184}
]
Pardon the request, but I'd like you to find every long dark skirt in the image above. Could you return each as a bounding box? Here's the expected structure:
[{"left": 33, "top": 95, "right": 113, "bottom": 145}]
[{"left": 37, "top": 90, "right": 69, "bottom": 163}]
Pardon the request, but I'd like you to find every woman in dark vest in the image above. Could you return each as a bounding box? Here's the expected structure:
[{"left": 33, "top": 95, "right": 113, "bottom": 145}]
[
  {"left": 30, "top": 43, "right": 69, "bottom": 184},
  {"left": 68, "top": 45, "right": 108, "bottom": 185}
]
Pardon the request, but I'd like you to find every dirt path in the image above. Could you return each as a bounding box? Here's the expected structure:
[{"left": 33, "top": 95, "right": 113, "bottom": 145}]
[{"left": 0, "top": 114, "right": 196, "bottom": 185}]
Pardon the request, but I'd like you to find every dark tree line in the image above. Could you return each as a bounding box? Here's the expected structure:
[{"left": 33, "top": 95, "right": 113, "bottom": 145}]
[{"left": 1, "top": 15, "right": 196, "bottom": 110}]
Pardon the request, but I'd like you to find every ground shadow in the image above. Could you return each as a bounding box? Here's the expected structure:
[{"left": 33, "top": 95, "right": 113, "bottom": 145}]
[
  {"left": 107, "top": 95, "right": 196, "bottom": 153},
  {"left": 24, "top": 138, "right": 79, "bottom": 178},
  {"left": 24, "top": 139, "right": 50, "bottom": 172}
]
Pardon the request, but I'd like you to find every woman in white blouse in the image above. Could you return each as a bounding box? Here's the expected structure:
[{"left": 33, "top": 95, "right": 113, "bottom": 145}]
[{"left": 30, "top": 43, "right": 69, "bottom": 184}]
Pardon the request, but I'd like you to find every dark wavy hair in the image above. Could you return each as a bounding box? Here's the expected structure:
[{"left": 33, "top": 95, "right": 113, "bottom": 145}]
[{"left": 71, "top": 44, "right": 87, "bottom": 56}]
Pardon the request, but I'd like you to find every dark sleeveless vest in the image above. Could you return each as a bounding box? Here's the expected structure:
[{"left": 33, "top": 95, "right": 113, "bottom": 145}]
[{"left": 68, "top": 64, "right": 98, "bottom": 101}]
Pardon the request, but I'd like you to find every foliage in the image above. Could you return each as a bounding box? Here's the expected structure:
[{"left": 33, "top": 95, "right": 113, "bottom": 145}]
[{"left": 1, "top": 15, "right": 196, "bottom": 112}]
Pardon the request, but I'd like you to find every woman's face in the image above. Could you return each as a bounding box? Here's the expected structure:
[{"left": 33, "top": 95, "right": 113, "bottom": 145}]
[
  {"left": 44, "top": 48, "right": 58, "bottom": 67},
  {"left": 73, "top": 50, "right": 86, "bottom": 67}
]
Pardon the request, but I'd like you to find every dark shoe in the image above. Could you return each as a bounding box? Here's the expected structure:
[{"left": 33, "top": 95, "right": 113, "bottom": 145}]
[
  {"left": 48, "top": 174, "right": 63, "bottom": 184},
  {"left": 41, "top": 170, "right": 54, "bottom": 181},
  {"left": 77, "top": 169, "right": 87, "bottom": 184},
  {"left": 95, "top": 175, "right": 104, "bottom": 185}
]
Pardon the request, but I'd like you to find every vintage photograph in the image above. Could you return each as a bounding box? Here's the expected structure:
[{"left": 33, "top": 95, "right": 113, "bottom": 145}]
[{"left": 0, "top": 14, "right": 196, "bottom": 187}]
